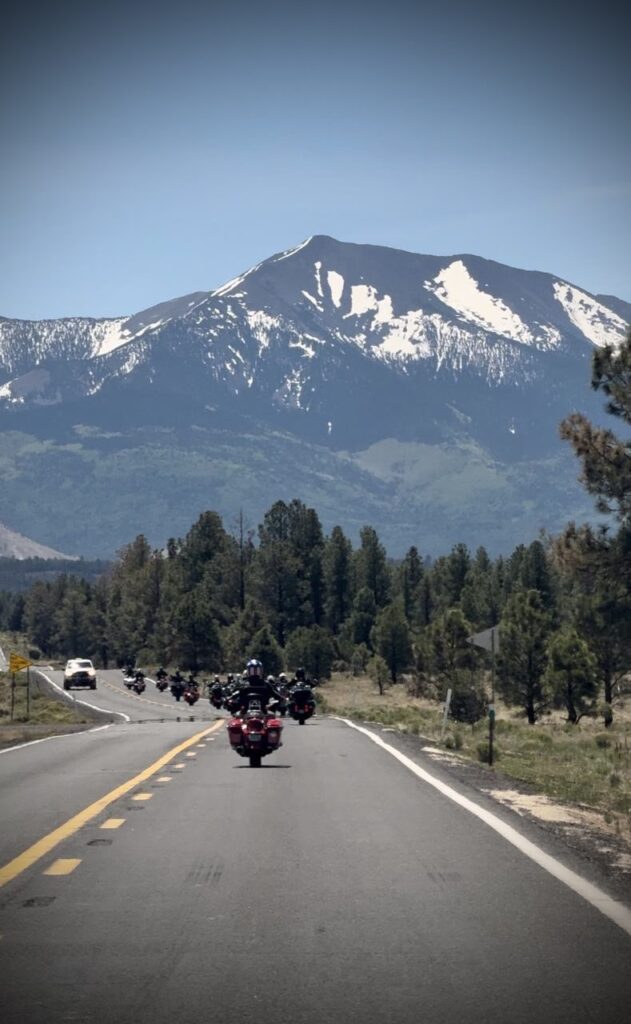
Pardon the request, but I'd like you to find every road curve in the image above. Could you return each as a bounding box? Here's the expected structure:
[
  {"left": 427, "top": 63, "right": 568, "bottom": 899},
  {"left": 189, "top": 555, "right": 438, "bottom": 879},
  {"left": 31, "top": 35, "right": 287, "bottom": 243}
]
[
  {"left": 35, "top": 667, "right": 219, "bottom": 723},
  {"left": 1, "top": 708, "right": 630, "bottom": 1024}
]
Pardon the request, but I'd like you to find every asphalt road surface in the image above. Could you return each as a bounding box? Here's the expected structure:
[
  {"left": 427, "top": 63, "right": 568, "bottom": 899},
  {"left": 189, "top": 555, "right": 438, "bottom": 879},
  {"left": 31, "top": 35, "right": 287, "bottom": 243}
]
[{"left": 1, "top": 674, "right": 630, "bottom": 1024}]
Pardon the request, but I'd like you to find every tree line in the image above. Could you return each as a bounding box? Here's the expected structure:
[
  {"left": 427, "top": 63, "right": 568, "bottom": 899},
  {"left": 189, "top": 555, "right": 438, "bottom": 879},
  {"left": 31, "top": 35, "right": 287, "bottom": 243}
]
[{"left": 1, "top": 330, "right": 630, "bottom": 727}]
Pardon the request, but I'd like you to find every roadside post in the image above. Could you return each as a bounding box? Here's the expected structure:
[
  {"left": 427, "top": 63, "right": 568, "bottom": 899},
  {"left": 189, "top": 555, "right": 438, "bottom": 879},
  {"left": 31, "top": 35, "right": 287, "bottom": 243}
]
[
  {"left": 441, "top": 687, "right": 452, "bottom": 740},
  {"left": 8, "top": 653, "right": 33, "bottom": 721},
  {"left": 466, "top": 626, "right": 500, "bottom": 767}
]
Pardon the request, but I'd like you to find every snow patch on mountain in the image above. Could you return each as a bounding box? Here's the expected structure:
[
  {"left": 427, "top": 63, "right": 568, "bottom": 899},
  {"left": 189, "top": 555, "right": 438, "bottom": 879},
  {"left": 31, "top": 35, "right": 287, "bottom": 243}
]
[
  {"left": 425, "top": 260, "right": 534, "bottom": 344},
  {"left": 302, "top": 291, "right": 322, "bottom": 310},
  {"left": 314, "top": 262, "right": 324, "bottom": 298},
  {"left": 344, "top": 284, "right": 394, "bottom": 324},
  {"left": 273, "top": 237, "right": 313, "bottom": 263},
  {"left": 328, "top": 270, "right": 344, "bottom": 308},
  {"left": 92, "top": 318, "right": 130, "bottom": 356},
  {"left": 246, "top": 309, "right": 280, "bottom": 354},
  {"left": 553, "top": 281, "right": 627, "bottom": 347}
]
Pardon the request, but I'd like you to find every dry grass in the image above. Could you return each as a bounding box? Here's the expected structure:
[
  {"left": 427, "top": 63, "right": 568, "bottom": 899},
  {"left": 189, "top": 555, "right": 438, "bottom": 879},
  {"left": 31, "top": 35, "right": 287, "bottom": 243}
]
[
  {"left": 319, "top": 673, "right": 631, "bottom": 822},
  {"left": 0, "top": 666, "right": 90, "bottom": 746}
]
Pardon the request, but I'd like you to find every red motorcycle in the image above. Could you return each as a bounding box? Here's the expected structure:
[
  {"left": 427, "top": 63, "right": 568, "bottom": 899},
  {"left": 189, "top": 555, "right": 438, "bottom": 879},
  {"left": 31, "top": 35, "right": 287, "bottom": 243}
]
[
  {"left": 183, "top": 687, "right": 200, "bottom": 706},
  {"left": 227, "top": 699, "right": 283, "bottom": 767}
]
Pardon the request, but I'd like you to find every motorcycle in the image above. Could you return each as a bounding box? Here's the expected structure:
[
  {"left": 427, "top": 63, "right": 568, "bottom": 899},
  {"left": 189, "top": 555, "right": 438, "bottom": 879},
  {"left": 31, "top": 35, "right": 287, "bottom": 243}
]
[
  {"left": 183, "top": 687, "right": 200, "bottom": 706},
  {"left": 156, "top": 678, "right": 169, "bottom": 692},
  {"left": 224, "top": 690, "right": 242, "bottom": 716},
  {"left": 122, "top": 669, "right": 135, "bottom": 690},
  {"left": 170, "top": 678, "right": 185, "bottom": 702},
  {"left": 209, "top": 690, "right": 224, "bottom": 709},
  {"left": 132, "top": 677, "right": 146, "bottom": 695},
  {"left": 288, "top": 687, "right": 316, "bottom": 725},
  {"left": 227, "top": 698, "right": 283, "bottom": 768}
]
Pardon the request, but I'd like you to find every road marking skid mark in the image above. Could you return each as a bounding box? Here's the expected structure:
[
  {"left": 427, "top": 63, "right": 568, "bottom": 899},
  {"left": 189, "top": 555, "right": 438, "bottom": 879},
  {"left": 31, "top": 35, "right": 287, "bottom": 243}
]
[
  {"left": 0, "top": 720, "right": 223, "bottom": 889},
  {"left": 157, "top": 776, "right": 172, "bottom": 782},
  {"left": 44, "top": 859, "right": 81, "bottom": 876},
  {"left": 185, "top": 752, "right": 197, "bottom": 758},
  {"left": 172, "top": 763, "right": 186, "bottom": 769},
  {"left": 132, "top": 793, "right": 152, "bottom": 801},
  {"left": 338, "top": 719, "right": 631, "bottom": 939},
  {"left": 101, "top": 819, "right": 125, "bottom": 830}
]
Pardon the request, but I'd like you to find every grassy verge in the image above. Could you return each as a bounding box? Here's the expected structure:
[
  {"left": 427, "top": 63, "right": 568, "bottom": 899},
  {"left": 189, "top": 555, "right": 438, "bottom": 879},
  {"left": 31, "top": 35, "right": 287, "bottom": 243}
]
[
  {"left": 319, "top": 673, "right": 631, "bottom": 821},
  {"left": 0, "top": 659, "right": 91, "bottom": 746}
]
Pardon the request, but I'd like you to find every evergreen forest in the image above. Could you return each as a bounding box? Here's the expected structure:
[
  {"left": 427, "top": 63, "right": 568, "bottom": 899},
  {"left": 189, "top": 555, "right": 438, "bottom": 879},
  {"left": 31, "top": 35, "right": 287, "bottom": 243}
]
[{"left": 2, "top": 330, "right": 630, "bottom": 729}]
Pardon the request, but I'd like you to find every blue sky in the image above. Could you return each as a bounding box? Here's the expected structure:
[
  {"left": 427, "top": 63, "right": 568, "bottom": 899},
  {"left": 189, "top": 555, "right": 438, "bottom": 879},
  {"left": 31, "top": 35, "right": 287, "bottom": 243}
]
[{"left": 1, "top": 0, "right": 629, "bottom": 319}]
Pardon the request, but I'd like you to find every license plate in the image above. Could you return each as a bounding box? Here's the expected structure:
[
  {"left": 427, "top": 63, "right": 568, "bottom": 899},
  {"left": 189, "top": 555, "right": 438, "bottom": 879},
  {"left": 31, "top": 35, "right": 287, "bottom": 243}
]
[{"left": 248, "top": 734, "right": 262, "bottom": 742}]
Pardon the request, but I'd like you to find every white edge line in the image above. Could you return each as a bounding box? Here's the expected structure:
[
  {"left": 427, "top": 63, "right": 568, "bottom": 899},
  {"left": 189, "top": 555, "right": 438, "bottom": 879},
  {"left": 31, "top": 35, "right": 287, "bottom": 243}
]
[
  {"left": 0, "top": 723, "right": 113, "bottom": 755},
  {"left": 336, "top": 717, "right": 631, "bottom": 939},
  {"left": 36, "top": 670, "right": 131, "bottom": 723}
]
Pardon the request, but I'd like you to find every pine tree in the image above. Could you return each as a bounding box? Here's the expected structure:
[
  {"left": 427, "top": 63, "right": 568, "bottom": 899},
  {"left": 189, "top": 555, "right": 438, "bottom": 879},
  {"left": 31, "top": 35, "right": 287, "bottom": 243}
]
[
  {"left": 348, "top": 586, "right": 377, "bottom": 646},
  {"left": 560, "top": 328, "right": 631, "bottom": 525},
  {"left": 544, "top": 628, "right": 598, "bottom": 723},
  {"left": 285, "top": 625, "right": 335, "bottom": 679},
  {"left": 247, "top": 624, "right": 284, "bottom": 677},
  {"left": 323, "top": 526, "right": 353, "bottom": 632},
  {"left": 354, "top": 526, "right": 390, "bottom": 608},
  {"left": 498, "top": 590, "right": 552, "bottom": 724},
  {"left": 373, "top": 601, "right": 413, "bottom": 682},
  {"left": 399, "top": 546, "right": 424, "bottom": 624}
]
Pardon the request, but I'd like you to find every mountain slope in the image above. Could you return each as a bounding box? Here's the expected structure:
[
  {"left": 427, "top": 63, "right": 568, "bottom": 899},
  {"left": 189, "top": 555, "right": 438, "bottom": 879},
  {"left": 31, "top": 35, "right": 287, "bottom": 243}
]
[
  {"left": 0, "top": 521, "right": 77, "bottom": 560},
  {"left": 0, "top": 236, "right": 627, "bottom": 556}
]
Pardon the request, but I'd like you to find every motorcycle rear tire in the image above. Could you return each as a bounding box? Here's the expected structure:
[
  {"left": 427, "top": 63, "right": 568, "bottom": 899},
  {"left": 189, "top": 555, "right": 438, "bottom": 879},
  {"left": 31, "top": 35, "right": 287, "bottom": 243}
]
[
  {"left": 299, "top": 715, "right": 305, "bottom": 725},
  {"left": 249, "top": 753, "right": 262, "bottom": 768}
]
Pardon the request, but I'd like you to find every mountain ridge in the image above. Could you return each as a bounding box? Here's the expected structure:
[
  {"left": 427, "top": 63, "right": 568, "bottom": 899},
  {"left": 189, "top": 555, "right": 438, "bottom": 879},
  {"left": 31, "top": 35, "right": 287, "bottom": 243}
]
[{"left": 0, "top": 236, "right": 627, "bottom": 557}]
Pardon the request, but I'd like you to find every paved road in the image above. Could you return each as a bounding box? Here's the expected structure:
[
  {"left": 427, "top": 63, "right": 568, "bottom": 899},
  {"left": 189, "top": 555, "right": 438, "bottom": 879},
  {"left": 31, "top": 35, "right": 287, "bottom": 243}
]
[
  {"left": 1, "top": 690, "right": 630, "bottom": 1023},
  {"left": 34, "top": 667, "right": 218, "bottom": 724}
]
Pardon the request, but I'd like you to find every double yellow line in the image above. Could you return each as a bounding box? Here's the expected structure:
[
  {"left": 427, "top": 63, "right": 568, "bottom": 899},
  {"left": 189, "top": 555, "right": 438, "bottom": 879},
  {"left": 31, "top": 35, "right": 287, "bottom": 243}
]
[{"left": 0, "top": 720, "right": 223, "bottom": 889}]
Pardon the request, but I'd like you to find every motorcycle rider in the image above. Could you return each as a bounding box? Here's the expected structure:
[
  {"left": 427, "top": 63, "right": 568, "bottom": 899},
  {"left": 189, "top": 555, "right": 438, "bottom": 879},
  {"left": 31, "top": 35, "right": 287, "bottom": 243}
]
[
  {"left": 289, "top": 667, "right": 315, "bottom": 705},
  {"left": 210, "top": 676, "right": 224, "bottom": 702},
  {"left": 233, "top": 659, "right": 282, "bottom": 716}
]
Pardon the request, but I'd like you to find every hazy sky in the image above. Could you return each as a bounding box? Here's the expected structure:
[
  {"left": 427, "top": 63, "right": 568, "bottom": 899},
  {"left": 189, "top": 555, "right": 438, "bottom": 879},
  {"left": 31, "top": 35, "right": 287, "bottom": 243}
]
[{"left": 1, "top": 0, "right": 629, "bottom": 319}]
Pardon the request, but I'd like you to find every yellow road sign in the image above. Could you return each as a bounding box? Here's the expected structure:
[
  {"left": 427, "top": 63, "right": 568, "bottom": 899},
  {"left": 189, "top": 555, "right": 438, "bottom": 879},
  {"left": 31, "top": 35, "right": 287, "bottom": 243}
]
[{"left": 9, "top": 653, "right": 31, "bottom": 673}]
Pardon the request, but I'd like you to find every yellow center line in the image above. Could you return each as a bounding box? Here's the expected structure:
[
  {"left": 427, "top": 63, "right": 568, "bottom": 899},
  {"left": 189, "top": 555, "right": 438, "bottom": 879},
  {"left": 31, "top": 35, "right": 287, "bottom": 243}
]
[
  {"left": 0, "top": 720, "right": 223, "bottom": 889},
  {"left": 101, "top": 819, "right": 125, "bottom": 830},
  {"left": 44, "top": 858, "right": 81, "bottom": 876}
]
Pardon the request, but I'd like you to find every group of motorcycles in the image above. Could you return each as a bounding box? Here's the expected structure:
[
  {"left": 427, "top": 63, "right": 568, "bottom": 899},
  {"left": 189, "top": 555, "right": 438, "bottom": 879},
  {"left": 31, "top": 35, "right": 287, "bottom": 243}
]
[
  {"left": 209, "top": 676, "right": 316, "bottom": 725},
  {"left": 122, "top": 667, "right": 202, "bottom": 706},
  {"left": 120, "top": 664, "right": 318, "bottom": 769},
  {"left": 216, "top": 674, "right": 317, "bottom": 769}
]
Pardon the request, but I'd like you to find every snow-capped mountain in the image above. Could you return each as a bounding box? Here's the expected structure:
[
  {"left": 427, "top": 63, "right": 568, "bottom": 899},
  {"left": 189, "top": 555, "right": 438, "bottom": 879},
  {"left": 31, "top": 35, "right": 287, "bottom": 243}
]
[
  {"left": 0, "top": 236, "right": 628, "bottom": 556},
  {"left": 0, "top": 521, "right": 76, "bottom": 560}
]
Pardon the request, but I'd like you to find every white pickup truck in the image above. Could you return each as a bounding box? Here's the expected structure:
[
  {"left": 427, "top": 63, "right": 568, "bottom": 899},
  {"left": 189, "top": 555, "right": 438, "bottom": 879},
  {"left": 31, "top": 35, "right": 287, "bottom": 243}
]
[{"left": 63, "top": 659, "right": 97, "bottom": 690}]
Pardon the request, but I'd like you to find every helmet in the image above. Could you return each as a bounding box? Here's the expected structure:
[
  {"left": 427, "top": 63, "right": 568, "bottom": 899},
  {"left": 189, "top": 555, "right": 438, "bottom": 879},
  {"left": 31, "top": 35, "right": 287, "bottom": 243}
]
[
  {"left": 295, "top": 667, "right": 306, "bottom": 681},
  {"left": 227, "top": 673, "right": 234, "bottom": 682},
  {"left": 246, "top": 659, "right": 263, "bottom": 679},
  {"left": 267, "top": 675, "right": 275, "bottom": 684},
  {"left": 213, "top": 675, "right": 220, "bottom": 682},
  {"left": 279, "top": 672, "right": 287, "bottom": 681}
]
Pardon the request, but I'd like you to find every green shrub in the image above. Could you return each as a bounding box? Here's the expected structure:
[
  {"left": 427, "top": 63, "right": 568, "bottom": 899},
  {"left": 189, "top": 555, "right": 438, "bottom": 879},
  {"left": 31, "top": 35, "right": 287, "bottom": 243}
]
[
  {"left": 476, "top": 741, "right": 498, "bottom": 764},
  {"left": 445, "top": 730, "right": 464, "bottom": 751}
]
